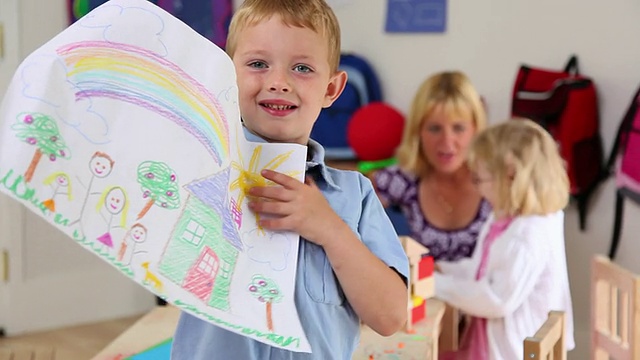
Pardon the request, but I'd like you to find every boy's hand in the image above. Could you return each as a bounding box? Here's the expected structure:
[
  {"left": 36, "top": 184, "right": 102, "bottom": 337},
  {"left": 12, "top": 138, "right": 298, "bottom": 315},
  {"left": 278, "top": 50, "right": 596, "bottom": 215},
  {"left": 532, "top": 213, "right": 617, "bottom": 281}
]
[
  {"left": 247, "top": 169, "right": 341, "bottom": 246},
  {"left": 250, "top": 170, "right": 408, "bottom": 335}
]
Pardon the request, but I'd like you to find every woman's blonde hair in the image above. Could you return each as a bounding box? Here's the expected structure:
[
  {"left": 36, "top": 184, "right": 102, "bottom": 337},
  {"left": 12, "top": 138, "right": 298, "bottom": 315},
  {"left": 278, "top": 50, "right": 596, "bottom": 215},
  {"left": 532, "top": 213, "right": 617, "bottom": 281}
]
[
  {"left": 396, "top": 71, "right": 487, "bottom": 177},
  {"left": 468, "top": 119, "right": 569, "bottom": 216},
  {"left": 226, "top": 0, "right": 341, "bottom": 73}
]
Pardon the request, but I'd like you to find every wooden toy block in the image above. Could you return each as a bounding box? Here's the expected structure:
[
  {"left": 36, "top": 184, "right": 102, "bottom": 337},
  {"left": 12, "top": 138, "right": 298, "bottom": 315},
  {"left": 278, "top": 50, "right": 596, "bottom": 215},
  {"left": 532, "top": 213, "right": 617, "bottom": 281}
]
[
  {"left": 408, "top": 295, "right": 426, "bottom": 326},
  {"left": 418, "top": 255, "right": 434, "bottom": 279},
  {"left": 413, "top": 276, "right": 435, "bottom": 299},
  {"left": 399, "top": 236, "right": 429, "bottom": 264}
]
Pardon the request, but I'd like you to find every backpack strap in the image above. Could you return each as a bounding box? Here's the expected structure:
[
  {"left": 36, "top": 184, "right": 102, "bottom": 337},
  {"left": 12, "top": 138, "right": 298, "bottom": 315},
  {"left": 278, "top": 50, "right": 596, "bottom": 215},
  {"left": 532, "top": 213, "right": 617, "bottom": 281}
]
[
  {"left": 608, "top": 189, "right": 625, "bottom": 259},
  {"left": 608, "top": 187, "right": 640, "bottom": 259},
  {"left": 563, "top": 55, "right": 580, "bottom": 75},
  {"left": 341, "top": 64, "right": 370, "bottom": 104},
  {"left": 340, "top": 53, "right": 383, "bottom": 102},
  {"left": 607, "top": 86, "right": 640, "bottom": 173}
]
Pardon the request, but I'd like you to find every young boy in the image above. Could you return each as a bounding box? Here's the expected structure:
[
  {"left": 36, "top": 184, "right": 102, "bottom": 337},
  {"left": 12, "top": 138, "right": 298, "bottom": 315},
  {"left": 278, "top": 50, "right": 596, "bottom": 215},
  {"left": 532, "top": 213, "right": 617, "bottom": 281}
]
[{"left": 170, "top": 0, "right": 409, "bottom": 358}]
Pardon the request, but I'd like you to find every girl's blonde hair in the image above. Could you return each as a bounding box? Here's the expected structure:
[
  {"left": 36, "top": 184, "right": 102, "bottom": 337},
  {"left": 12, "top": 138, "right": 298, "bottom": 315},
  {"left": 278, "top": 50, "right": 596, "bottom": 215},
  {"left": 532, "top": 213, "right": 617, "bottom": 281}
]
[
  {"left": 396, "top": 71, "right": 487, "bottom": 177},
  {"left": 226, "top": 0, "right": 341, "bottom": 73},
  {"left": 468, "top": 119, "right": 569, "bottom": 216},
  {"left": 43, "top": 172, "right": 73, "bottom": 200}
]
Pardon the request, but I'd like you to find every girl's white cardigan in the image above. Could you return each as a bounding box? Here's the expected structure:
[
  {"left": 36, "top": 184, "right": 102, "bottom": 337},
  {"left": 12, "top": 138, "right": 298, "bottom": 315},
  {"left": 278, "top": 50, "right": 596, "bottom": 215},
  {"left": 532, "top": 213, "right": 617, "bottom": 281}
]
[{"left": 435, "top": 211, "right": 575, "bottom": 360}]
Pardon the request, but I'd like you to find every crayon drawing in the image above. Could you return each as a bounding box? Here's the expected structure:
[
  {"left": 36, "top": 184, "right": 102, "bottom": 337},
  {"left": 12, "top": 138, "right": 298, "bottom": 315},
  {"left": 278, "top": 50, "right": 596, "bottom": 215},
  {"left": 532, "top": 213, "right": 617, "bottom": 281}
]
[{"left": 0, "top": 0, "right": 310, "bottom": 352}]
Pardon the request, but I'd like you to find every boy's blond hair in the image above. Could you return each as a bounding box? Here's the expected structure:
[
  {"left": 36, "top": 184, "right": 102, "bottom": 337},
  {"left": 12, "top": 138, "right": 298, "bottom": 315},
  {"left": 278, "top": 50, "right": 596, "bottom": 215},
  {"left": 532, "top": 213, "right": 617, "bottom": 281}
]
[
  {"left": 396, "top": 71, "right": 487, "bottom": 177},
  {"left": 468, "top": 119, "right": 569, "bottom": 217},
  {"left": 226, "top": 0, "right": 341, "bottom": 73}
]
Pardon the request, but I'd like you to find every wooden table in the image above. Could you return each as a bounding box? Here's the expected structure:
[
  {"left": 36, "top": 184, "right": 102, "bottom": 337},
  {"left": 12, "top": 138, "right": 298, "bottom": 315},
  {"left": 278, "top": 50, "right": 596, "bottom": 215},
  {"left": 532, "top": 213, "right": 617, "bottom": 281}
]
[
  {"left": 353, "top": 298, "right": 446, "bottom": 360},
  {"left": 94, "top": 298, "right": 447, "bottom": 360},
  {"left": 91, "top": 306, "right": 180, "bottom": 360}
]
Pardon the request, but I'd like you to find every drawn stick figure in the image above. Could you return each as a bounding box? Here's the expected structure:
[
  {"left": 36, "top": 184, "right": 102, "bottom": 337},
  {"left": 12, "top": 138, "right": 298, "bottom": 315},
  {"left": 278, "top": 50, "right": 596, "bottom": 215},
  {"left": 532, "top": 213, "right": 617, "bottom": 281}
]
[
  {"left": 42, "top": 172, "right": 72, "bottom": 212},
  {"left": 69, "top": 151, "right": 115, "bottom": 234},
  {"left": 118, "top": 222, "right": 148, "bottom": 265},
  {"left": 95, "top": 186, "right": 128, "bottom": 253}
]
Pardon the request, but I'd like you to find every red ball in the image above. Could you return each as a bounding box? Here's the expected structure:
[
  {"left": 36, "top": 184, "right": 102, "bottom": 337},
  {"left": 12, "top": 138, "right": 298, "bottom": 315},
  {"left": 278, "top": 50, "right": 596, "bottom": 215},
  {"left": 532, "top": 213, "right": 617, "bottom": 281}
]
[{"left": 347, "top": 102, "right": 405, "bottom": 161}]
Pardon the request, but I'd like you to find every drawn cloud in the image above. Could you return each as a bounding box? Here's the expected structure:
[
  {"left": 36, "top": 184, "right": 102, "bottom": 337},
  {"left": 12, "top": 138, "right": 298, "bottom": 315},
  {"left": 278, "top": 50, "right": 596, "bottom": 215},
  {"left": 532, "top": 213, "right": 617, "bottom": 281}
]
[
  {"left": 18, "top": 2, "right": 172, "bottom": 145},
  {"left": 217, "top": 87, "right": 239, "bottom": 108},
  {"left": 78, "top": 3, "right": 169, "bottom": 57},
  {"left": 244, "top": 229, "right": 291, "bottom": 272},
  {"left": 20, "top": 55, "right": 111, "bottom": 145}
]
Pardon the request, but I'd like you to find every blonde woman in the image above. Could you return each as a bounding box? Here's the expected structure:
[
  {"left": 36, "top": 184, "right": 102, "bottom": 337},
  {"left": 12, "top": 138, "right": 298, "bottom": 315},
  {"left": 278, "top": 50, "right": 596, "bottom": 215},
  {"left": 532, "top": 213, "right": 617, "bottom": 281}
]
[
  {"left": 436, "top": 119, "right": 575, "bottom": 359},
  {"left": 374, "top": 71, "right": 490, "bottom": 261},
  {"left": 95, "top": 186, "right": 129, "bottom": 250}
]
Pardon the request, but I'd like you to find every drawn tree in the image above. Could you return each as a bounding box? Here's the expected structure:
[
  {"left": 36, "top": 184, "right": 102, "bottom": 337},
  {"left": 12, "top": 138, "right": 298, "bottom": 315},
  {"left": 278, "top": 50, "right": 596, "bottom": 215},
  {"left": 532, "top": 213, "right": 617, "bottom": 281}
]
[
  {"left": 12, "top": 113, "right": 70, "bottom": 183},
  {"left": 248, "top": 275, "right": 283, "bottom": 332},
  {"left": 136, "top": 161, "right": 181, "bottom": 219}
]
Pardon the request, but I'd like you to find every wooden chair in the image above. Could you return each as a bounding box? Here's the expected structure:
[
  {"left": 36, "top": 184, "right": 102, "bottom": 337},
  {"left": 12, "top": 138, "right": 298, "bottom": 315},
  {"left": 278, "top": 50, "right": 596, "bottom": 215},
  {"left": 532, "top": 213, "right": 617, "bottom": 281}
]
[
  {"left": 523, "top": 311, "right": 566, "bottom": 360},
  {"left": 439, "top": 303, "right": 460, "bottom": 354},
  {"left": 591, "top": 255, "right": 640, "bottom": 359},
  {"left": 0, "top": 346, "right": 55, "bottom": 360}
]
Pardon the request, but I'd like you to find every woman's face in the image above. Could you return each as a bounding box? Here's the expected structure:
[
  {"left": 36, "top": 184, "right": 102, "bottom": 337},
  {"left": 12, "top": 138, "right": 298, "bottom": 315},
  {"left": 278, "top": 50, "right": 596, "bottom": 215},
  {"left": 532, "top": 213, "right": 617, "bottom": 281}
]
[
  {"left": 105, "top": 187, "right": 126, "bottom": 215},
  {"left": 420, "top": 104, "right": 476, "bottom": 175}
]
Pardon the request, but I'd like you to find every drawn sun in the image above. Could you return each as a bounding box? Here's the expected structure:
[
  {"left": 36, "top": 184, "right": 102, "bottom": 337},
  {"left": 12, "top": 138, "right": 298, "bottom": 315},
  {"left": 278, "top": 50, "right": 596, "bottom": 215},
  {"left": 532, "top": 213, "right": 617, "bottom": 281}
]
[{"left": 229, "top": 145, "right": 301, "bottom": 233}]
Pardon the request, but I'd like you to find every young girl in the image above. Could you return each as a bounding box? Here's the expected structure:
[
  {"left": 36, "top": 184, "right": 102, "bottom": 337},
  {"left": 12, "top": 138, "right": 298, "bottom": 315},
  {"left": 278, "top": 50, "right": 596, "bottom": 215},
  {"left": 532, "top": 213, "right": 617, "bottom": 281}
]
[{"left": 435, "top": 119, "right": 575, "bottom": 359}]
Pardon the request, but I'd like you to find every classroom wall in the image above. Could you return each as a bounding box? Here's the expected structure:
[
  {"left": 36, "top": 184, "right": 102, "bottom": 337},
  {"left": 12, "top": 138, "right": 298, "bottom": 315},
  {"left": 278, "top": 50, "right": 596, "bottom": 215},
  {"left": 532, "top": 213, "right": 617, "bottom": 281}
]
[{"left": 10, "top": 0, "right": 640, "bottom": 357}]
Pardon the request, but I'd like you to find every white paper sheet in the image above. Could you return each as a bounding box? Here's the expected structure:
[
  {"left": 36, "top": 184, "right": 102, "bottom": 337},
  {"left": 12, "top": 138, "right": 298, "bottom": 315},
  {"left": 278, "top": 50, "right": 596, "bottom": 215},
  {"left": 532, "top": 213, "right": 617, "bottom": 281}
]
[{"left": 0, "top": 0, "right": 311, "bottom": 352}]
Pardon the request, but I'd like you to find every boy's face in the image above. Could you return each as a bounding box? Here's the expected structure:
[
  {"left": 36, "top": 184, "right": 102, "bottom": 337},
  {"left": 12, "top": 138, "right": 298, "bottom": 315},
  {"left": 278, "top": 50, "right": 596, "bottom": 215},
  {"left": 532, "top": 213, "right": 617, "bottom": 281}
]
[{"left": 232, "top": 15, "right": 346, "bottom": 145}]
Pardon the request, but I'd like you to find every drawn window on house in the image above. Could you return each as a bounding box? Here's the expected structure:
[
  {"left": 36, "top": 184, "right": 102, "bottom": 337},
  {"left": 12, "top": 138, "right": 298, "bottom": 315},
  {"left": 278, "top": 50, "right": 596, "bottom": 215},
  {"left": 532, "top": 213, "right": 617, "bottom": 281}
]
[
  {"left": 182, "top": 219, "right": 205, "bottom": 246},
  {"left": 197, "top": 252, "right": 219, "bottom": 276},
  {"left": 221, "top": 261, "right": 231, "bottom": 278}
]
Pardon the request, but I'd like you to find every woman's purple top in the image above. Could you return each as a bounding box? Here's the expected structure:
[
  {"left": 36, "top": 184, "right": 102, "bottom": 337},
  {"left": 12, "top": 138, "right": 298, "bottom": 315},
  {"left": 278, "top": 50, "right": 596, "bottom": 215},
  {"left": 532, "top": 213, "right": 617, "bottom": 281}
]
[{"left": 374, "top": 166, "right": 491, "bottom": 261}]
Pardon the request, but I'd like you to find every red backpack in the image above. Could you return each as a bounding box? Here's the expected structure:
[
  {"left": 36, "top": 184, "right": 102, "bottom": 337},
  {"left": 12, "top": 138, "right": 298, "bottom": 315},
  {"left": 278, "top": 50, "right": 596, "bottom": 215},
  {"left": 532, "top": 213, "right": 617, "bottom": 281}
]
[
  {"left": 511, "top": 55, "right": 605, "bottom": 230},
  {"left": 606, "top": 86, "right": 640, "bottom": 259}
]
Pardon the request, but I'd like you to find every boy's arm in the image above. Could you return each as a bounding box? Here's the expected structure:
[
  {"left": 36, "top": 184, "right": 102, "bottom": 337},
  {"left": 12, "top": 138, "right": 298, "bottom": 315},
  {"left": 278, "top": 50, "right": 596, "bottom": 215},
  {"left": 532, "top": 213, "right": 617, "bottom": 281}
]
[{"left": 321, "top": 217, "right": 408, "bottom": 336}]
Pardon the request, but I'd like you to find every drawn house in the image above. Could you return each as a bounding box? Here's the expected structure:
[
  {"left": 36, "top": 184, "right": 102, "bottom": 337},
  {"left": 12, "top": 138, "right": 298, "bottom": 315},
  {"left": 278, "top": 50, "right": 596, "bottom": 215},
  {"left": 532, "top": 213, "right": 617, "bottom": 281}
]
[{"left": 158, "top": 167, "right": 243, "bottom": 311}]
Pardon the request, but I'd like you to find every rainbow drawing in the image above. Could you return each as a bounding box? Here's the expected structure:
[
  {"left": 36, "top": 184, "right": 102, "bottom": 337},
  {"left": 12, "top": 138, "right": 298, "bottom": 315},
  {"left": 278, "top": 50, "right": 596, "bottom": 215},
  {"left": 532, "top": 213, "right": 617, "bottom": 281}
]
[{"left": 57, "top": 41, "right": 230, "bottom": 165}]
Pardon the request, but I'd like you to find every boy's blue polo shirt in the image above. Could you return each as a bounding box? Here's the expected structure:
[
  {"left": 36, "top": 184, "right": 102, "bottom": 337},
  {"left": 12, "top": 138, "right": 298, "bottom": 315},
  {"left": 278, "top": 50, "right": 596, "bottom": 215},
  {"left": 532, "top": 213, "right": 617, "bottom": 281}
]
[{"left": 171, "top": 129, "right": 409, "bottom": 360}]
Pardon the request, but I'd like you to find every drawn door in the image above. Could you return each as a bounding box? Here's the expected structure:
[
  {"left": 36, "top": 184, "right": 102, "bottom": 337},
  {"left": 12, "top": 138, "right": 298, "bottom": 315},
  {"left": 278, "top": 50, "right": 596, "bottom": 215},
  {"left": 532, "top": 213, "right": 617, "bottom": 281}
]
[
  {"left": 0, "top": 0, "right": 156, "bottom": 336},
  {"left": 183, "top": 247, "right": 219, "bottom": 302}
]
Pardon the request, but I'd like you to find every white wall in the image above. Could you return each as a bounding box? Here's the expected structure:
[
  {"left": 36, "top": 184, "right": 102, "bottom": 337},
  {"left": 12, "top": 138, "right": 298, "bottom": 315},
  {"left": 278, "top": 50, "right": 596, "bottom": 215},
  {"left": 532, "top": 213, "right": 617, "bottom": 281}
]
[
  {"left": 17, "top": 0, "right": 68, "bottom": 56},
  {"left": 5, "top": 0, "right": 640, "bottom": 356},
  {"left": 332, "top": 1, "right": 640, "bottom": 357}
]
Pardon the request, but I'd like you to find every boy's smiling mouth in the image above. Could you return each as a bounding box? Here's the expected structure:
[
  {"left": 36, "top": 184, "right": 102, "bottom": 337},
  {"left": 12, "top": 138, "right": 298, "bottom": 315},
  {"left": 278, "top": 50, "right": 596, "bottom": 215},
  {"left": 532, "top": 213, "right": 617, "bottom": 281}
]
[
  {"left": 259, "top": 101, "right": 298, "bottom": 116},
  {"left": 262, "top": 103, "right": 296, "bottom": 111}
]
